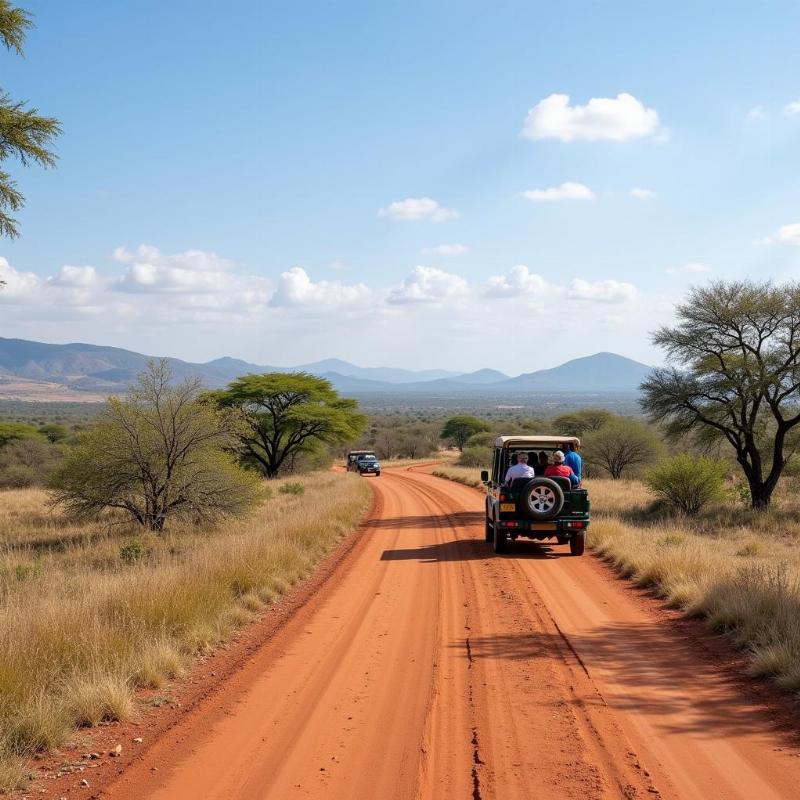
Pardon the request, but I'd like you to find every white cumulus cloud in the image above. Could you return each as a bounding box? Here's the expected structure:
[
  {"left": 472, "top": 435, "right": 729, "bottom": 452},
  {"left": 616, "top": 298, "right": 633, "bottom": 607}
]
[
  {"left": 420, "top": 243, "right": 469, "bottom": 257},
  {"left": 784, "top": 100, "right": 800, "bottom": 116},
  {"left": 567, "top": 278, "right": 638, "bottom": 302},
  {"left": 521, "top": 92, "right": 664, "bottom": 143},
  {"left": 113, "top": 244, "right": 239, "bottom": 295},
  {"left": 746, "top": 105, "right": 766, "bottom": 121},
  {"left": 378, "top": 197, "right": 458, "bottom": 222},
  {"left": 773, "top": 222, "right": 800, "bottom": 245},
  {"left": 49, "top": 265, "right": 99, "bottom": 288},
  {"left": 630, "top": 187, "right": 656, "bottom": 200},
  {"left": 522, "top": 182, "right": 595, "bottom": 202},
  {"left": 0, "top": 257, "right": 42, "bottom": 299},
  {"left": 269, "top": 267, "right": 372, "bottom": 308},
  {"left": 485, "top": 265, "right": 550, "bottom": 298},
  {"left": 388, "top": 266, "right": 468, "bottom": 304}
]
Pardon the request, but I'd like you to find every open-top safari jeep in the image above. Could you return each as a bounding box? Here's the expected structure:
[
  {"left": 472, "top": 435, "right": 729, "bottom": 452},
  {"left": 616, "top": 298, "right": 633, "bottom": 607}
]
[{"left": 481, "top": 436, "right": 590, "bottom": 556}]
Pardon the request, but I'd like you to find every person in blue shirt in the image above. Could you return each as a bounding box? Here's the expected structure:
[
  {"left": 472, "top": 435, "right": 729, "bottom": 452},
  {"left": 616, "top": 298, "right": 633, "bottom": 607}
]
[{"left": 562, "top": 442, "right": 582, "bottom": 484}]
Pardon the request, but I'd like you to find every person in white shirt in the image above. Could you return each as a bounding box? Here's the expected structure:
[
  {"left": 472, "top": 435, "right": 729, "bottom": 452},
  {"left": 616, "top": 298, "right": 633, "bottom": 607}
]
[{"left": 504, "top": 451, "right": 535, "bottom": 484}]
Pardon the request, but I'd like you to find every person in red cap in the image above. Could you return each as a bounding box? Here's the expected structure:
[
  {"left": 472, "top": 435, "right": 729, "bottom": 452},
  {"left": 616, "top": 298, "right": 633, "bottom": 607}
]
[{"left": 544, "top": 450, "right": 580, "bottom": 487}]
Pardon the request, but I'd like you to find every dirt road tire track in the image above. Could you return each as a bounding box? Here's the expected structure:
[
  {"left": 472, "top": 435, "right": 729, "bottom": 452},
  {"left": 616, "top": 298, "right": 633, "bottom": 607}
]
[{"left": 101, "top": 467, "right": 800, "bottom": 800}]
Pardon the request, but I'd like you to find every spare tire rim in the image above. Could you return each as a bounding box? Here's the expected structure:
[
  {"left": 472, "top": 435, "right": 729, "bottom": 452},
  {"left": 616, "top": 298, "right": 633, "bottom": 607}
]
[{"left": 529, "top": 485, "right": 557, "bottom": 513}]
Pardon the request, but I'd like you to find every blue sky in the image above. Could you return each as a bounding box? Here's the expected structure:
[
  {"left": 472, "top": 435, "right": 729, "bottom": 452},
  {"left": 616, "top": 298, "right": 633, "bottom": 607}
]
[{"left": 1, "top": 0, "right": 799, "bottom": 373}]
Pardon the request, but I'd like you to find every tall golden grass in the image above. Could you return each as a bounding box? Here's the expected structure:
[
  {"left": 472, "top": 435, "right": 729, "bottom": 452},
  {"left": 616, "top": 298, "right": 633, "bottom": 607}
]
[
  {"left": 0, "top": 472, "right": 370, "bottom": 790},
  {"left": 433, "top": 466, "right": 800, "bottom": 693}
]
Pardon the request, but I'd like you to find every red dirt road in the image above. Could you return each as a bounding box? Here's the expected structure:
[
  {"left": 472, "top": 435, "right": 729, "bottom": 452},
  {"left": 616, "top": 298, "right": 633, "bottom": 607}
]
[{"left": 103, "top": 468, "right": 800, "bottom": 800}]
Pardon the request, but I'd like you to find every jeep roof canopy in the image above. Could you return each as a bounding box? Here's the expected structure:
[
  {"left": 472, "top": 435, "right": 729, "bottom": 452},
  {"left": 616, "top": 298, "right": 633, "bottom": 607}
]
[{"left": 494, "top": 435, "right": 581, "bottom": 449}]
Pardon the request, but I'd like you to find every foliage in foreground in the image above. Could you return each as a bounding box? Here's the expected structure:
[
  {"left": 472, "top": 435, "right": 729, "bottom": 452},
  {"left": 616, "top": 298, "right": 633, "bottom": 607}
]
[
  {"left": 50, "top": 361, "right": 262, "bottom": 530},
  {"left": 0, "top": 0, "right": 61, "bottom": 239}
]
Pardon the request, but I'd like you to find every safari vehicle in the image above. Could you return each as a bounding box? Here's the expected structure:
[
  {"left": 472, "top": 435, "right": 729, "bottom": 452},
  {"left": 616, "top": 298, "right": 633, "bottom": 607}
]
[
  {"left": 346, "top": 450, "right": 381, "bottom": 476},
  {"left": 481, "top": 436, "right": 589, "bottom": 556}
]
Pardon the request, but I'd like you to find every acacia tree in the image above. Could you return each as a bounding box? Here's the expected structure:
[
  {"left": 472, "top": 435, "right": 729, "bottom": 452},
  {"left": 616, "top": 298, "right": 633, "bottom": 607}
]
[
  {"left": 440, "top": 415, "right": 489, "bottom": 452},
  {"left": 209, "top": 372, "right": 366, "bottom": 477},
  {"left": 641, "top": 281, "right": 800, "bottom": 508},
  {"left": 50, "top": 361, "right": 262, "bottom": 530},
  {"left": 552, "top": 409, "right": 613, "bottom": 436},
  {"left": 582, "top": 418, "right": 661, "bottom": 479},
  {"left": 0, "top": 1, "right": 60, "bottom": 238}
]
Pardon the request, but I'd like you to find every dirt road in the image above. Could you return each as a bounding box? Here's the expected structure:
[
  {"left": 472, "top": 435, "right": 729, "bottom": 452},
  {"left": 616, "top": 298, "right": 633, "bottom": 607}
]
[{"left": 104, "top": 467, "right": 800, "bottom": 800}]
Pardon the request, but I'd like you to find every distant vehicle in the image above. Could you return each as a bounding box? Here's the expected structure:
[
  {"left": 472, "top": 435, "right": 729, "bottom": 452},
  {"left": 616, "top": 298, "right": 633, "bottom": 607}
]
[
  {"left": 481, "top": 436, "right": 589, "bottom": 556},
  {"left": 346, "top": 450, "right": 381, "bottom": 476}
]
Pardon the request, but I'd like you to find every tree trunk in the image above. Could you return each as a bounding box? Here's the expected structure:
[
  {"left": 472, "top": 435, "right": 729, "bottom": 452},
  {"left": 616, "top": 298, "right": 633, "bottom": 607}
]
[{"left": 749, "top": 480, "right": 774, "bottom": 509}]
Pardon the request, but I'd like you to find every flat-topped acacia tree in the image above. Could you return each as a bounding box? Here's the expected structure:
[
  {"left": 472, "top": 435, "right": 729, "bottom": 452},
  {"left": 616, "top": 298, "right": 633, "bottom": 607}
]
[{"left": 208, "top": 373, "right": 367, "bottom": 478}]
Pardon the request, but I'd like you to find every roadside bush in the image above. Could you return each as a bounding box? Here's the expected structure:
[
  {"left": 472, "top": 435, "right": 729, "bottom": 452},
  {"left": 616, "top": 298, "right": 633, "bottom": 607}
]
[
  {"left": 279, "top": 482, "right": 305, "bottom": 495},
  {"left": 644, "top": 455, "right": 728, "bottom": 516},
  {"left": 458, "top": 446, "right": 489, "bottom": 468}
]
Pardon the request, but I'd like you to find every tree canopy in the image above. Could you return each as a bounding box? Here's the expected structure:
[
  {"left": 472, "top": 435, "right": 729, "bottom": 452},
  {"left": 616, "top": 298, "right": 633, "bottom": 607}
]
[
  {"left": 552, "top": 409, "right": 613, "bottom": 437},
  {"left": 209, "top": 372, "right": 367, "bottom": 478},
  {"left": 0, "top": 420, "right": 42, "bottom": 447},
  {"left": 50, "top": 361, "right": 262, "bottom": 530},
  {"left": 641, "top": 280, "right": 800, "bottom": 508},
  {"left": 0, "top": 1, "right": 60, "bottom": 238},
  {"left": 440, "top": 415, "right": 490, "bottom": 451},
  {"left": 582, "top": 418, "right": 661, "bottom": 479}
]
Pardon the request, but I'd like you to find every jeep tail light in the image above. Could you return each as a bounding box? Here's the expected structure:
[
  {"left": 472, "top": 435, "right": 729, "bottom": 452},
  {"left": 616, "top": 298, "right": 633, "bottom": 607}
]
[
  {"left": 566, "top": 521, "right": 585, "bottom": 529},
  {"left": 499, "top": 494, "right": 507, "bottom": 502},
  {"left": 502, "top": 520, "right": 518, "bottom": 528}
]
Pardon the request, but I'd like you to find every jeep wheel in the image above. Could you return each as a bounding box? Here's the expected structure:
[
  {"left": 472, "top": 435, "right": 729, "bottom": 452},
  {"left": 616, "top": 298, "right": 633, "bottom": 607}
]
[
  {"left": 520, "top": 478, "right": 565, "bottom": 520},
  {"left": 570, "top": 532, "right": 586, "bottom": 556},
  {"left": 493, "top": 524, "right": 509, "bottom": 554},
  {"left": 376, "top": 471, "right": 381, "bottom": 477},
  {"left": 485, "top": 516, "right": 494, "bottom": 542}
]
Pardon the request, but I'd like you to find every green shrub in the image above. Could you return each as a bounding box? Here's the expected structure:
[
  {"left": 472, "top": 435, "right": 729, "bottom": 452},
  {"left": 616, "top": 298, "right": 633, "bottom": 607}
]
[
  {"left": 120, "top": 537, "right": 150, "bottom": 564},
  {"left": 279, "top": 482, "right": 305, "bottom": 495},
  {"left": 458, "top": 446, "right": 489, "bottom": 468},
  {"left": 465, "top": 431, "right": 494, "bottom": 448},
  {"left": 644, "top": 455, "right": 728, "bottom": 515}
]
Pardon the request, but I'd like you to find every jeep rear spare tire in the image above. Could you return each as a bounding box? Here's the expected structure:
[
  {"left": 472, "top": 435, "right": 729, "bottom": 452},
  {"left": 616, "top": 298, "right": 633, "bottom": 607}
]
[{"left": 520, "top": 477, "right": 564, "bottom": 520}]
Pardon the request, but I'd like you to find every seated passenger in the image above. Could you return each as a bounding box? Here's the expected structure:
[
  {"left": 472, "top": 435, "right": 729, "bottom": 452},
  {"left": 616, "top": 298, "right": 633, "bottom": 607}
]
[
  {"left": 544, "top": 450, "right": 580, "bottom": 487},
  {"left": 562, "top": 442, "right": 582, "bottom": 482},
  {"left": 504, "top": 451, "right": 535, "bottom": 484}
]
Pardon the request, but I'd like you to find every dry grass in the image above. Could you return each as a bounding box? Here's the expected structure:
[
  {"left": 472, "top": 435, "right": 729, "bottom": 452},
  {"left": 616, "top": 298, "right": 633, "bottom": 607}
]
[
  {"left": 588, "top": 479, "right": 800, "bottom": 692},
  {"left": 0, "top": 472, "right": 370, "bottom": 790},
  {"left": 431, "top": 465, "right": 484, "bottom": 489},
  {"left": 430, "top": 466, "right": 800, "bottom": 694},
  {"left": 380, "top": 450, "right": 457, "bottom": 470}
]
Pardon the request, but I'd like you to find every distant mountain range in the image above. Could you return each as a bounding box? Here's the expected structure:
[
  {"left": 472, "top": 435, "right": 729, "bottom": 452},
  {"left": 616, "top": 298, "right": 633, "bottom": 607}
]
[{"left": 0, "top": 337, "right": 654, "bottom": 401}]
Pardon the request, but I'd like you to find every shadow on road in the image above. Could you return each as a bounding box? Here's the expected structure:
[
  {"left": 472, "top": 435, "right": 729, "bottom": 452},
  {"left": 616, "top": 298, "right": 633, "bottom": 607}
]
[
  {"left": 451, "top": 626, "right": 800, "bottom": 745},
  {"left": 380, "top": 532, "right": 574, "bottom": 562},
  {"left": 370, "top": 511, "right": 483, "bottom": 531}
]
